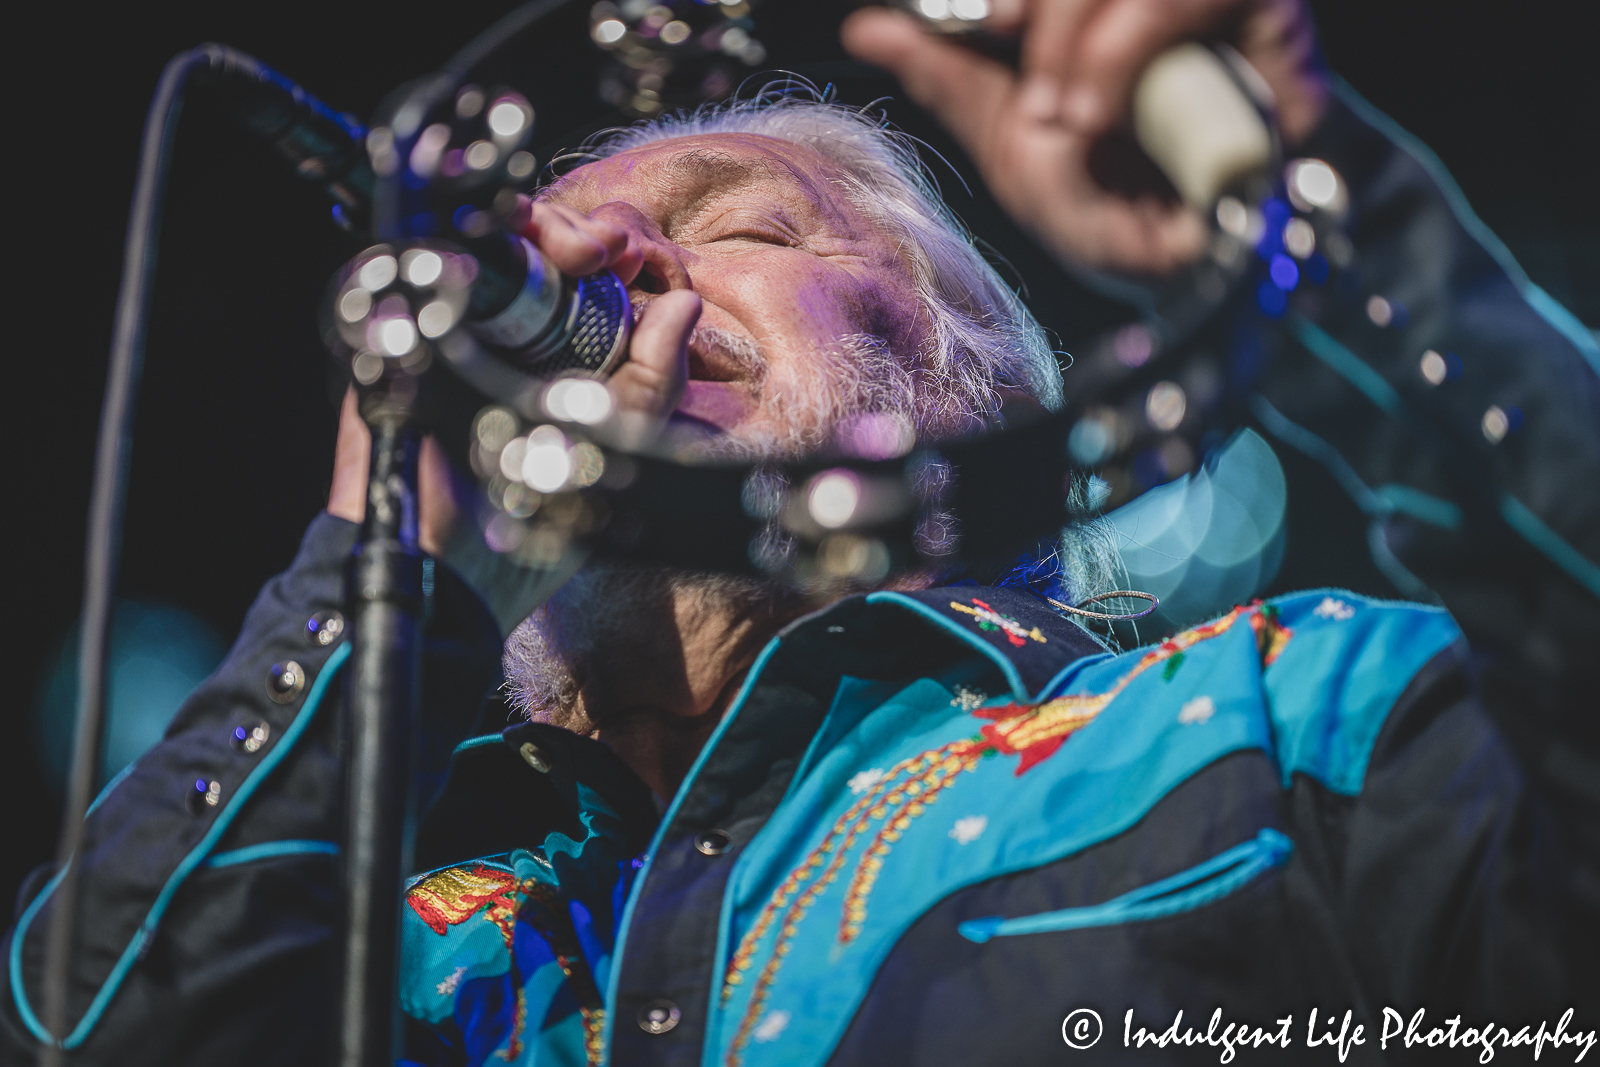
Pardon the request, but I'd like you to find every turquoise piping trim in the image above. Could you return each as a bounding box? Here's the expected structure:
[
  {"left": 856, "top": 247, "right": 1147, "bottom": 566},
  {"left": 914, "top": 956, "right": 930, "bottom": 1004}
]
[
  {"left": 864, "top": 592, "right": 1032, "bottom": 702},
  {"left": 958, "top": 829, "right": 1293, "bottom": 943},
  {"left": 85, "top": 763, "right": 137, "bottom": 819},
  {"left": 452, "top": 733, "right": 504, "bottom": 754},
  {"left": 203, "top": 840, "right": 340, "bottom": 869},
  {"left": 1257, "top": 381, "right": 1598, "bottom": 597},
  {"left": 1500, "top": 495, "right": 1600, "bottom": 598},
  {"left": 1332, "top": 79, "right": 1600, "bottom": 378},
  {"left": 1037, "top": 651, "right": 1117, "bottom": 705},
  {"left": 9, "top": 865, "right": 71, "bottom": 1045},
  {"left": 1286, "top": 315, "right": 1404, "bottom": 418},
  {"left": 1249, "top": 394, "right": 1436, "bottom": 600},
  {"left": 11, "top": 641, "right": 351, "bottom": 1049},
  {"left": 1249, "top": 394, "right": 1382, "bottom": 514},
  {"left": 7, "top": 764, "right": 141, "bottom": 1042},
  {"left": 1286, "top": 90, "right": 1600, "bottom": 598},
  {"left": 1374, "top": 485, "right": 1462, "bottom": 530},
  {"left": 600, "top": 633, "right": 786, "bottom": 1066}
]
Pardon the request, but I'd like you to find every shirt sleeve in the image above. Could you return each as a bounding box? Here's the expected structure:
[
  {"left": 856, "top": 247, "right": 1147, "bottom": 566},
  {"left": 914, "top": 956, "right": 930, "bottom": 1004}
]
[{"left": 2, "top": 511, "right": 503, "bottom": 1066}]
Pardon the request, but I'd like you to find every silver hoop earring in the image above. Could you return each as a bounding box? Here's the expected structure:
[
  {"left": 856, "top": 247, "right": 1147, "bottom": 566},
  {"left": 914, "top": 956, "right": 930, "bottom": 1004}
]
[{"left": 1045, "top": 589, "right": 1160, "bottom": 622}]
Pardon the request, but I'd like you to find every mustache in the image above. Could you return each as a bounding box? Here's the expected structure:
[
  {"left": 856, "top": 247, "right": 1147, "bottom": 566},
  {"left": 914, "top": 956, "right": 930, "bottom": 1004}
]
[
  {"left": 629, "top": 297, "right": 766, "bottom": 380},
  {"left": 690, "top": 323, "right": 767, "bottom": 380}
]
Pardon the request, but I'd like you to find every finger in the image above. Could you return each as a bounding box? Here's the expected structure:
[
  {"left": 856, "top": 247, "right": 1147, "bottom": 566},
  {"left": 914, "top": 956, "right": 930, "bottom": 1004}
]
[
  {"left": 842, "top": 9, "right": 1016, "bottom": 152},
  {"left": 983, "top": 0, "right": 1029, "bottom": 34},
  {"left": 417, "top": 435, "right": 463, "bottom": 557},
  {"left": 608, "top": 289, "right": 702, "bottom": 419},
  {"left": 328, "top": 386, "right": 370, "bottom": 524},
  {"left": 1018, "top": 0, "right": 1110, "bottom": 87},
  {"left": 1064, "top": 0, "right": 1228, "bottom": 130},
  {"left": 520, "top": 202, "right": 629, "bottom": 276},
  {"left": 585, "top": 201, "right": 686, "bottom": 290}
]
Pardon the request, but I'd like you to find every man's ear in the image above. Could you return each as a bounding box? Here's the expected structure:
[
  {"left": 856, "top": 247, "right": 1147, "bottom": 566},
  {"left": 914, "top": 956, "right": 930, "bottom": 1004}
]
[{"left": 991, "top": 386, "right": 1050, "bottom": 431}]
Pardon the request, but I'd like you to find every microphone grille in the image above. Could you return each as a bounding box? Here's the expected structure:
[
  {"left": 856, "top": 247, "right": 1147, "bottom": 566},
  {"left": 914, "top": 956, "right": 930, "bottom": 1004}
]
[{"left": 526, "top": 270, "right": 631, "bottom": 378}]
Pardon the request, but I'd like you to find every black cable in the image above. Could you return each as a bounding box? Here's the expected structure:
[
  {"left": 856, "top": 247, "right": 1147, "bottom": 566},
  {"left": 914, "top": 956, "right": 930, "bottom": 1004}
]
[
  {"left": 34, "top": 5, "right": 583, "bottom": 1053},
  {"left": 34, "top": 41, "right": 280, "bottom": 1065}
]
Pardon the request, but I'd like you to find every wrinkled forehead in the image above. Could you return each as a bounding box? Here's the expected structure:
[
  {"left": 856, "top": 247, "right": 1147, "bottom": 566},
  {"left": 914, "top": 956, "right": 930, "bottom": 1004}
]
[{"left": 540, "top": 132, "right": 867, "bottom": 232}]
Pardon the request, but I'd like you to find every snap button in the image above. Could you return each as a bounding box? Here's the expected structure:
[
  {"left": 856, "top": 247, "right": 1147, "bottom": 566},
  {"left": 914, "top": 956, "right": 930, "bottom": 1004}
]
[
  {"left": 186, "top": 779, "right": 222, "bottom": 814},
  {"left": 519, "top": 742, "right": 551, "bottom": 773},
  {"left": 637, "top": 1000, "right": 681, "bottom": 1035},
  {"left": 267, "top": 661, "right": 306, "bottom": 703},
  {"left": 306, "top": 610, "right": 345, "bottom": 646},
  {"left": 231, "top": 722, "right": 271, "bottom": 754},
  {"left": 694, "top": 829, "right": 731, "bottom": 856}
]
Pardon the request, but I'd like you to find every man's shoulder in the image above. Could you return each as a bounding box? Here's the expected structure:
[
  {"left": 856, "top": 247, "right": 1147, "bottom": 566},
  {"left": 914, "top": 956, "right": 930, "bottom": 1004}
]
[{"left": 1008, "top": 587, "right": 1464, "bottom": 800}]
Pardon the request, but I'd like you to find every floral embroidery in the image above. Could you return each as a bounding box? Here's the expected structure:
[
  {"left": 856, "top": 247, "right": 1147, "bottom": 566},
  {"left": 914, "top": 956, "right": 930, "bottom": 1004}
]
[
  {"left": 949, "top": 815, "right": 988, "bottom": 844},
  {"left": 436, "top": 966, "right": 467, "bottom": 997},
  {"left": 406, "top": 864, "right": 517, "bottom": 937},
  {"left": 1250, "top": 602, "right": 1293, "bottom": 665},
  {"left": 753, "top": 1010, "right": 791, "bottom": 1042},
  {"left": 948, "top": 598, "right": 1047, "bottom": 647},
  {"left": 1313, "top": 596, "right": 1356, "bottom": 621},
  {"left": 949, "top": 685, "right": 987, "bottom": 711},
  {"left": 847, "top": 768, "right": 886, "bottom": 795},
  {"left": 405, "top": 867, "right": 607, "bottom": 1066},
  {"left": 521, "top": 881, "right": 608, "bottom": 1066},
  {"left": 720, "top": 601, "right": 1293, "bottom": 1066}
]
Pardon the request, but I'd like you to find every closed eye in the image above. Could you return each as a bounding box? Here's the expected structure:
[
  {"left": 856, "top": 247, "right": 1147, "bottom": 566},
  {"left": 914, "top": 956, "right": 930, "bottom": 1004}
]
[{"left": 707, "top": 228, "right": 795, "bottom": 247}]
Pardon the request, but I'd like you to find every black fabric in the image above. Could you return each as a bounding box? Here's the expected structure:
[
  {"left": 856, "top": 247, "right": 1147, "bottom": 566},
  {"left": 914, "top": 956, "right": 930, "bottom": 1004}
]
[
  {"left": 607, "top": 593, "right": 1012, "bottom": 1067},
  {"left": 830, "top": 750, "right": 1304, "bottom": 1066},
  {"left": 897, "top": 584, "right": 1111, "bottom": 697},
  {"left": 7, "top": 89, "right": 1600, "bottom": 1067},
  {"left": 828, "top": 648, "right": 1597, "bottom": 1066},
  {"left": 0, "top": 514, "right": 504, "bottom": 1066},
  {"left": 414, "top": 722, "right": 660, "bottom": 874}
]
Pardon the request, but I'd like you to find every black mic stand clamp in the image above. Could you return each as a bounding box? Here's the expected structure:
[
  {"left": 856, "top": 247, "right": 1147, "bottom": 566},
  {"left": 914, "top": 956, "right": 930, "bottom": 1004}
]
[
  {"left": 339, "top": 368, "right": 425, "bottom": 1067},
  {"left": 326, "top": 67, "right": 545, "bottom": 1067},
  {"left": 321, "top": 236, "right": 480, "bottom": 1065}
]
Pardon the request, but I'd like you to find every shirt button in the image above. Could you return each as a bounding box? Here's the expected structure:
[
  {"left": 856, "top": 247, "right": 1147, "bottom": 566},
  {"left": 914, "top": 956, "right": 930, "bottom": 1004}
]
[
  {"left": 306, "top": 610, "right": 345, "bottom": 646},
  {"left": 231, "top": 721, "right": 271, "bottom": 753},
  {"left": 694, "top": 829, "right": 731, "bottom": 856},
  {"left": 186, "top": 778, "right": 222, "bottom": 814},
  {"left": 520, "top": 742, "right": 551, "bottom": 773},
  {"left": 267, "top": 661, "right": 306, "bottom": 703},
  {"left": 637, "top": 1000, "right": 681, "bottom": 1035}
]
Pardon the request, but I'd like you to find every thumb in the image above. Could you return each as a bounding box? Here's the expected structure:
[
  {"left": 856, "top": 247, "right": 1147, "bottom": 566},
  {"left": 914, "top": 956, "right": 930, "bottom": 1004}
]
[{"left": 608, "top": 289, "right": 702, "bottom": 422}]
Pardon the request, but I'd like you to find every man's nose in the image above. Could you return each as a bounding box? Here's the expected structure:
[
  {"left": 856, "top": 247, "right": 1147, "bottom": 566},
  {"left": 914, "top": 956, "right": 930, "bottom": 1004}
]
[{"left": 588, "top": 201, "right": 694, "bottom": 297}]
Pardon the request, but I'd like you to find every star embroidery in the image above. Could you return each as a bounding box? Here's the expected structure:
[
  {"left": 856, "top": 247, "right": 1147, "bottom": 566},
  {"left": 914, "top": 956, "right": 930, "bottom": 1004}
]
[
  {"left": 1314, "top": 596, "right": 1356, "bottom": 621},
  {"left": 949, "top": 686, "right": 987, "bottom": 711},
  {"left": 753, "top": 1010, "right": 792, "bottom": 1043},
  {"left": 436, "top": 965, "right": 467, "bottom": 997},
  {"left": 948, "top": 598, "right": 1046, "bottom": 647},
  {"left": 1178, "top": 696, "right": 1216, "bottom": 725},
  {"left": 847, "top": 768, "right": 887, "bottom": 795},
  {"left": 949, "top": 815, "right": 988, "bottom": 845}
]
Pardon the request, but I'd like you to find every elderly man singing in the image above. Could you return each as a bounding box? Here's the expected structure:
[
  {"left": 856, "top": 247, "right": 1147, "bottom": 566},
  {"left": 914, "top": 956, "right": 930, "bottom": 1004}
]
[{"left": 6, "top": 0, "right": 1597, "bottom": 1063}]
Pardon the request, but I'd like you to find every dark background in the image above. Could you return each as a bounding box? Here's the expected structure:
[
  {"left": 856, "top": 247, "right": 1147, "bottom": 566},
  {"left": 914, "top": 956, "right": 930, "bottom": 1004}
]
[{"left": 4, "top": 0, "right": 1596, "bottom": 910}]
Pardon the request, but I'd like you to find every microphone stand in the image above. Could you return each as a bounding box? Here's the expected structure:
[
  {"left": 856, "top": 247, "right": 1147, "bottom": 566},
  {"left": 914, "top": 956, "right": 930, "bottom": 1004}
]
[
  {"left": 331, "top": 1, "right": 571, "bottom": 1058},
  {"left": 339, "top": 383, "right": 426, "bottom": 1067}
]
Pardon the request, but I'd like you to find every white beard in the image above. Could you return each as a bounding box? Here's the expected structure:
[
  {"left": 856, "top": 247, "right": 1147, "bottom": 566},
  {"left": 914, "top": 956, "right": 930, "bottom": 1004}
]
[
  {"left": 501, "top": 564, "right": 800, "bottom": 732},
  {"left": 502, "top": 329, "right": 934, "bottom": 729},
  {"left": 683, "top": 326, "right": 920, "bottom": 461}
]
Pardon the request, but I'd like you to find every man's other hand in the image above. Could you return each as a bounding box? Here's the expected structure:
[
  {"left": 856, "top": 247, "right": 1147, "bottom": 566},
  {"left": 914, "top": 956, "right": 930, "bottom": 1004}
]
[
  {"left": 327, "top": 198, "right": 703, "bottom": 550},
  {"left": 842, "top": 0, "right": 1328, "bottom": 277}
]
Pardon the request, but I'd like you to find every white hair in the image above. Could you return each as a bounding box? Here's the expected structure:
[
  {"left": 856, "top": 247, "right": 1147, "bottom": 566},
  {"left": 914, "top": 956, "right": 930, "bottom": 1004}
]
[
  {"left": 511, "top": 82, "right": 1125, "bottom": 707},
  {"left": 557, "top": 83, "right": 1064, "bottom": 435}
]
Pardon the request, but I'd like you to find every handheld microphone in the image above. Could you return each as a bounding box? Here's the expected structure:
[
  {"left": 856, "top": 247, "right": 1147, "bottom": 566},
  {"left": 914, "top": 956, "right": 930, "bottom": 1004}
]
[{"left": 202, "top": 49, "right": 630, "bottom": 380}]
